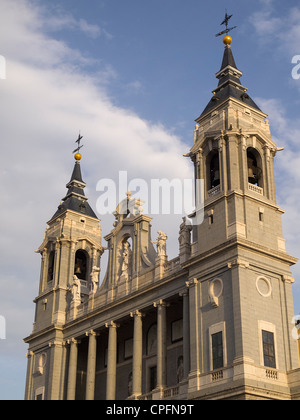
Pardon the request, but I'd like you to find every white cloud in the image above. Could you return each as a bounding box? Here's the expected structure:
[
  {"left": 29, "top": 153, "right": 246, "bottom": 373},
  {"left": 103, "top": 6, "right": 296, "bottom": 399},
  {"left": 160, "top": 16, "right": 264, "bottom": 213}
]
[
  {"left": 124, "top": 80, "right": 144, "bottom": 94},
  {"left": 249, "top": 10, "right": 281, "bottom": 38},
  {"left": 33, "top": 2, "right": 111, "bottom": 40},
  {"left": 250, "top": 4, "right": 300, "bottom": 55}
]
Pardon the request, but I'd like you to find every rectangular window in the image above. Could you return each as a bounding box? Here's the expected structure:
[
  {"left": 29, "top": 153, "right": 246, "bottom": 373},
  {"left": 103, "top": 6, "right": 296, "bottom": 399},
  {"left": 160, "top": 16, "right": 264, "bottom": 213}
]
[
  {"left": 212, "top": 331, "right": 223, "bottom": 370},
  {"left": 124, "top": 338, "right": 133, "bottom": 360},
  {"left": 171, "top": 319, "right": 183, "bottom": 343},
  {"left": 262, "top": 330, "right": 276, "bottom": 369},
  {"left": 34, "top": 387, "right": 45, "bottom": 400},
  {"left": 150, "top": 366, "right": 157, "bottom": 391}
]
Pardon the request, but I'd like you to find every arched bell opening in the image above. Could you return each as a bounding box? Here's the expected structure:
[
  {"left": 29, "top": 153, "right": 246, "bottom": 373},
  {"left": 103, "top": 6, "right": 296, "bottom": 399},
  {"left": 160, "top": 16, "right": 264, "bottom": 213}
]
[
  {"left": 207, "top": 151, "right": 220, "bottom": 190},
  {"left": 74, "top": 250, "right": 89, "bottom": 281},
  {"left": 47, "top": 251, "right": 55, "bottom": 283},
  {"left": 247, "top": 148, "right": 263, "bottom": 187}
]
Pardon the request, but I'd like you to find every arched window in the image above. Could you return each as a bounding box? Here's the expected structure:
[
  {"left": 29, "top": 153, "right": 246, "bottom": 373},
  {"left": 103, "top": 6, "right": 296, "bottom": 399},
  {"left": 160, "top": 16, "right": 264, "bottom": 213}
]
[
  {"left": 74, "top": 250, "right": 88, "bottom": 280},
  {"left": 209, "top": 152, "right": 220, "bottom": 189},
  {"left": 247, "top": 148, "right": 262, "bottom": 187}
]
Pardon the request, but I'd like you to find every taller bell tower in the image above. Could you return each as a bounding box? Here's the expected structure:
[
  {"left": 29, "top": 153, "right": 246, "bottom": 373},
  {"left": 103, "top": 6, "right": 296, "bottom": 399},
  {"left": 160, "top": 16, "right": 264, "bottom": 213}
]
[
  {"left": 184, "top": 33, "right": 299, "bottom": 399},
  {"left": 190, "top": 34, "right": 283, "bottom": 254}
]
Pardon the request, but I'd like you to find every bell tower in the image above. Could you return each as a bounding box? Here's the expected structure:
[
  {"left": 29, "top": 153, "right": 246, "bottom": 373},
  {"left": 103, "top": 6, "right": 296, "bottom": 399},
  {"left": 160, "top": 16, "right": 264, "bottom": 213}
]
[
  {"left": 190, "top": 34, "right": 283, "bottom": 254},
  {"left": 25, "top": 144, "right": 102, "bottom": 400},
  {"left": 34, "top": 151, "right": 102, "bottom": 329},
  {"left": 184, "top": 31, "right": 299, "bottom": 398}
]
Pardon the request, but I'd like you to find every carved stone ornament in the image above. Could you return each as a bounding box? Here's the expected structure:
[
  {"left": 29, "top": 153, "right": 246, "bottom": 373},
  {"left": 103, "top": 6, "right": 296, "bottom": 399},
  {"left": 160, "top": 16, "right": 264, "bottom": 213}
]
[
  {"left": 38, "top": 353, "right": 47, "bottom": 375},
  {"left": 256, "top": 276, "right": 272, "bottom": 298},
  {"left": 209, "top": 278, "right": 223, "bottom": 308}
]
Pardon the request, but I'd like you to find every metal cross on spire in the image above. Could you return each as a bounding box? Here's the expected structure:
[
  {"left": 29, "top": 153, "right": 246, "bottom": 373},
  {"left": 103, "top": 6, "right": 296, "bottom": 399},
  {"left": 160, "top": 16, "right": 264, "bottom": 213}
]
[
  {"left": 215, "top": 10, "right": 237, "bottom": 37},
  {"left": 72, "top": 133, "right": 84, "bottom": 161},
  {"left": 72, "top": 133, "right": 84, "bottom": 155}
]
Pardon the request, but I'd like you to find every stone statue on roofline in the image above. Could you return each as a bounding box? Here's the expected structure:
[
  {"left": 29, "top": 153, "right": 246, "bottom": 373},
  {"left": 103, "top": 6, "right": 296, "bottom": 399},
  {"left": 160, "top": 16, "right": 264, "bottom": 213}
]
[{"left": 152, "top": 231, "right": 167, "bottom": 257}]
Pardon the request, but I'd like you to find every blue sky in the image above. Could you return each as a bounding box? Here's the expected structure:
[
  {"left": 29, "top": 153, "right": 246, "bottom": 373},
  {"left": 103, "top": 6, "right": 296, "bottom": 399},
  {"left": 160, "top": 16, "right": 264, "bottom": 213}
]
[{"left": 0, "top": 0, "right": 300, "bottom": 400}]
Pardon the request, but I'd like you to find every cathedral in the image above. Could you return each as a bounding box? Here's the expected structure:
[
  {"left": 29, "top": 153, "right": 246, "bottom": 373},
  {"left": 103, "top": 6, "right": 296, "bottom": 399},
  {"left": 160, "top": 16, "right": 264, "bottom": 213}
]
[{"left": 24, "top": 32, "right": 300, "bottom": 400}]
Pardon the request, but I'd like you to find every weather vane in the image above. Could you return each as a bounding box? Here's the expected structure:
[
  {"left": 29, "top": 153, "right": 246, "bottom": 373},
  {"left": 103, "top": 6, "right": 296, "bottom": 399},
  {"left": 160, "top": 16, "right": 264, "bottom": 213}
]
[
  {"left": 216, "top": 10, "right": 237, "bottom": 38},
  {"left": 73, "top": 133, "right": 84, "bottom": 161}
]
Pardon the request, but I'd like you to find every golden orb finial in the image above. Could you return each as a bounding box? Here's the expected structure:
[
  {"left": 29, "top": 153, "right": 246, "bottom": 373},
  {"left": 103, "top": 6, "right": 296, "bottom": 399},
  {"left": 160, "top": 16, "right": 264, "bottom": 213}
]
[
  {"left": 223, "top": 35, "right": 232, "bottom": 45},
  {"left": 74, "top": 153, "right": 82, "bottom": 161}
]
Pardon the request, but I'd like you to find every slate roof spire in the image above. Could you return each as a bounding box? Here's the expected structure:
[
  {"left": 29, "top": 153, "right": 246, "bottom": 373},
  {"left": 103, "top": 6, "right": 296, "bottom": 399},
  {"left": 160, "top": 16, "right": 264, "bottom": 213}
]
[
  {"left": 50, "top": 140, "right": 98, "bottom": 221},
  {"left": 198, "top": 34, "right": 261, "bottom": 119}
]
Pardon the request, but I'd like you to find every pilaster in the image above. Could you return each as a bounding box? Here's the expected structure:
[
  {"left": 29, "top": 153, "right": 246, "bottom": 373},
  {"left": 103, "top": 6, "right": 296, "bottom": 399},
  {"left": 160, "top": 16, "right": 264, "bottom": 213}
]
[
  {"left": 105, "top": 321, "right": 119, "bottom": 400},
  {"left": 186, "top": 278, "right": 201, "bottom": 393},
  {"left": 47, "top": 339, "right": 66, "bottom": 400},
  {"left": 130, "top": 310, "right": 143, "bottom": 398},
  {"left": 67, "top": 338, "right": 80, "bottom": 400},
  {"left": 86, "top": 330, "right": 98, "bottom": 400},
  {"left": 24, "top": 351, "right": 34, "bottom": 401},
  {"left": 180, "top": 289, "right": 190, "bottom": 379},
  {"left": 153, "top": 300, "right": 168, "bottom": 395}
]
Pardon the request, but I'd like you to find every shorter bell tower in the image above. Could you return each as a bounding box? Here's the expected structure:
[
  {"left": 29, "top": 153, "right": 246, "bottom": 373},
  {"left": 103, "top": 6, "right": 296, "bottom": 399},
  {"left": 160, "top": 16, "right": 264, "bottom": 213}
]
[
  {"left": 25, "top": 143, "right": 103, "bottom": 400},
  {"left": 34, "top": 150, "right": 102, "bottom": 329}
]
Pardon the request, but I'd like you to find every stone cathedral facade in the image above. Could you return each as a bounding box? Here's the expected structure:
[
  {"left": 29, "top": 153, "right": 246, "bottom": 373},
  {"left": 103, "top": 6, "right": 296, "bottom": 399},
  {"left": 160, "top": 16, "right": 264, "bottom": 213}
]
[{"left": 24, "top": 36, "right": 300, "bottom": 400}]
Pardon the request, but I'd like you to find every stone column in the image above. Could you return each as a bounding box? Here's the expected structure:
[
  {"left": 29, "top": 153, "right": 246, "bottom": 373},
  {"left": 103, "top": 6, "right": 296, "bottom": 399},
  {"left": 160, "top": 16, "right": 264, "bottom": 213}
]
[
  {"left": 227, "top": 134, "right": 240, "bottom": 191},
  {"left": 53, "top": 239, "right": 61, "bottom": 288},
  {"left": 67, "top": 338, "right": 79, "bottom": 400},
  {"left": 85, "top": 330, "right": 98, "bottom": 400},
  {"left": 238, "top": 134, "right": 249, "bottom": 192},
  {"left": 263, "top": 145, "right": 273, "bottom": 200},
  {"left": 180, "top": 290, "right": 190, "bottom": 379},
  {"left": 39, "top": 248, "right": 47, "bottom": 294},
  {"left": 130, "top": 310, "right": 143, "bottom": 397},
  {"left": 154, "top": 300, "right": 167, "bottom": 391},
  {"left": 24, "top": 351, "right": 34, "bottom": 400},
  {"left": 218, "top": 134, "right": 227, "bottom": 193},
  {"left": 106, "top": 321, "right": 118, "bottom": 400}
]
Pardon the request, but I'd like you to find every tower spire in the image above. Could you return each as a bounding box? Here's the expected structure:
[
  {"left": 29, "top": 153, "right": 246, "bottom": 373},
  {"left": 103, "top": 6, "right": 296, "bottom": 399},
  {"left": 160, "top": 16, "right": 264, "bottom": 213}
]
[
  {"left": 50, "top": 135, "right": 97, "bottom": 221},
  {"left": 198, "top": 16, "right": 261, "bottom": 119}
]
